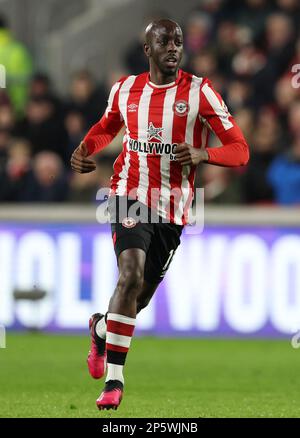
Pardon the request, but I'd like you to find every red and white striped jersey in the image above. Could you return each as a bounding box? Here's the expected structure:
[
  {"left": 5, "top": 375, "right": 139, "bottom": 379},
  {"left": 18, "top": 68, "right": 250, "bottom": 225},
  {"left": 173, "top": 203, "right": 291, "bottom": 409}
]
[{"left": 84, "top": 69, "right": 248, "bottom": 225}]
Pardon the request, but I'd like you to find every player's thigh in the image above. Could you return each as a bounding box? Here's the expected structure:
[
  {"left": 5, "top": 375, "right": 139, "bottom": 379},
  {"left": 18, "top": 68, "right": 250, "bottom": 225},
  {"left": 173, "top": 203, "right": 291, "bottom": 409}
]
[{"left": 144, "top": 223, "right": 183, "bottom": 284}]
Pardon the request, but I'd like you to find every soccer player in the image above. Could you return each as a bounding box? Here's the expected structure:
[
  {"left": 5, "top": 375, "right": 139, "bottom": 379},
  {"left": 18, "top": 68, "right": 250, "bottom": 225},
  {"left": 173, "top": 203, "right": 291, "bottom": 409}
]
[{"left": 71, "top": 19, "right": 249, "bottom": 410}]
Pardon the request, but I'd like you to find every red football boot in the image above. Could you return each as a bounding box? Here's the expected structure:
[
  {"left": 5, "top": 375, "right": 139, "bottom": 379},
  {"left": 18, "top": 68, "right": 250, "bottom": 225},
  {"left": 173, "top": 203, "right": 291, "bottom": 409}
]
[
  {"left": 96, "top": 380, "right": 124, "bottom": 411},
  {"left": 87, "top": 313, "right": 107, "bottom": 379}
]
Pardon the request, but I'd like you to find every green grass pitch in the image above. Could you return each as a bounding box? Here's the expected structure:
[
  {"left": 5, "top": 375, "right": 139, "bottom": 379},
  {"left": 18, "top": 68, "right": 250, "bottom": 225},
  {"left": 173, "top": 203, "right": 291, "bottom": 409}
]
[{"left": 0, "top": 333, "right": 300, "bottom": 418}]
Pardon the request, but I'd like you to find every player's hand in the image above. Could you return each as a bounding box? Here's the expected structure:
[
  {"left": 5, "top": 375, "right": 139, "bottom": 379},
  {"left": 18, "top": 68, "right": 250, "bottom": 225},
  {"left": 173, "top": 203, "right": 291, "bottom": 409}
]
[
  {"left": 175, "top": 143, "right": 209, "bottom": 166},
  {"left": 71, "top": 141, "right": 97, "bottom": 173}
]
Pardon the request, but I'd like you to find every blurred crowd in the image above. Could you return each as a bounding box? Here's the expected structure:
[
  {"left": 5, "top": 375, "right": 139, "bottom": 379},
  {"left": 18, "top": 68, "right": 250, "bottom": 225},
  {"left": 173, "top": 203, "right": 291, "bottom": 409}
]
[{"left": 1, "top": 0, "right": 300, "bottom": 205}]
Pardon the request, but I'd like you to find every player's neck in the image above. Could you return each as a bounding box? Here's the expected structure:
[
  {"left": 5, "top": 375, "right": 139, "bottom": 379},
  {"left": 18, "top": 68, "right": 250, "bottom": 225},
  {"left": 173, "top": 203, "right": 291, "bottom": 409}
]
[{"left": 148, "top": 66, "right": 178, "bottom": 86}]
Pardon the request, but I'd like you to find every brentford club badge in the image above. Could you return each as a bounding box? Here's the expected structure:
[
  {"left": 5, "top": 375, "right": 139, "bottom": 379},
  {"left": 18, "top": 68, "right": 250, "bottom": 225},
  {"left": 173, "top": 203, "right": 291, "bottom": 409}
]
[
  {"left": 173, "top": 100, "right": 190, "bottom": 117},
  {"left": 122, "top": 217, "right": 137, "bottom": 228}
]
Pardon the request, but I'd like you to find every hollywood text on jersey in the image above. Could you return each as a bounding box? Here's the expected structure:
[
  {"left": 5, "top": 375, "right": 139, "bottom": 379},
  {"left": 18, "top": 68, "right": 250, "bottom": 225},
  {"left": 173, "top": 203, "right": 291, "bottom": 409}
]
[{"left": 128, "top": 137, "right": 177, "bottom": 161}]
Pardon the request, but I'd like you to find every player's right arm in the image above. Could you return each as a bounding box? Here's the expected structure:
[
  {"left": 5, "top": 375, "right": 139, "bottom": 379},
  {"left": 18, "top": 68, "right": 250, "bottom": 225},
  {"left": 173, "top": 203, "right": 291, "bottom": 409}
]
[{"left": 71, "top": 80, "right": 125, "bottom": 173}]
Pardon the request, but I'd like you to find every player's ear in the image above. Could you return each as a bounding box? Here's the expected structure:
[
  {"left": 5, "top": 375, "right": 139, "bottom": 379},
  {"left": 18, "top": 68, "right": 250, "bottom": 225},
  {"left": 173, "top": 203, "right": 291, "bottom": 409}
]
[{"left": 144, "top": 43, "right": 151, "bottom": 58}]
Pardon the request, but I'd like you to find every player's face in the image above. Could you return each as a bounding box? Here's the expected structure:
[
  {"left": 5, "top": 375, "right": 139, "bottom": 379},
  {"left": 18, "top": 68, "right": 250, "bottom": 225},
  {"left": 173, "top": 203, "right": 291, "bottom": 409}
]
[{"left": 149, "top": 26, "right": 183, "bottom": 76}]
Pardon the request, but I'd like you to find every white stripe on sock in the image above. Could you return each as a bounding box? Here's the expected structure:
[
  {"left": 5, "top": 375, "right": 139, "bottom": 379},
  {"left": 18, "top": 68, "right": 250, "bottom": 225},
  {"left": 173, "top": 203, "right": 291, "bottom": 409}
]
[{"left": 106, "top": 332, "right": 132, "bottom": 349}]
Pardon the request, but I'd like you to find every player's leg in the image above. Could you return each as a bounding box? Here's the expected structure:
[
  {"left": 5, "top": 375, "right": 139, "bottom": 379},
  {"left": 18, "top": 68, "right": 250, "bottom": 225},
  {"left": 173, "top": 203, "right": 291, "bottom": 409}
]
[
  {"left": 87, "top": 196, "right": 152, "bottom": 381},
  {"left": 96, "top": 247, "right": 146, "bottom": 410},
  {"left": 96, "top": 196, "right": 154, "bottom": 410},
  {"left": 104, "top": 247, "right": 145, "bottom": 385},
  {"left": 88, "top": 279, "right": 158, "bottom": 380}
]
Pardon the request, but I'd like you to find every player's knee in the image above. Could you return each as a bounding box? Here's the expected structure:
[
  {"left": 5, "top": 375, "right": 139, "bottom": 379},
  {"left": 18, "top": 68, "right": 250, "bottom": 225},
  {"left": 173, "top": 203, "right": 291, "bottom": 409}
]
[{"left": 117, "top": 268, "right": 144, "bottom": 299}]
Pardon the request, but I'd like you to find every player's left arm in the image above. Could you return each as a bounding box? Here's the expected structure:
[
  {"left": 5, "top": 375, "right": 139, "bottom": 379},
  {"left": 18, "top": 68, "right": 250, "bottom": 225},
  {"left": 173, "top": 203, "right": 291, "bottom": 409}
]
[{"left": 175, "top": 78, "right": 250, "bottom": 167}]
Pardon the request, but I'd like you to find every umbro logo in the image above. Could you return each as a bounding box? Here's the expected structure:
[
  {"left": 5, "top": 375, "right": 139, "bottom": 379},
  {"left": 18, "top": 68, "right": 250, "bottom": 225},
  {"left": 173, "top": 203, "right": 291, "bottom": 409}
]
[
  {"left": 128, "top": 103, "right": 138, "bottom": 113},
  {"left": 147, "top": 122, "right": 164, "bottom": 142}
]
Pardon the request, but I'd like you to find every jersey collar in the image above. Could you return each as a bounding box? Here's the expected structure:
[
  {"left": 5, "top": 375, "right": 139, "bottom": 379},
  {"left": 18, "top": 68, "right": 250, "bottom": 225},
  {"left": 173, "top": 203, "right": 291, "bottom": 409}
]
[{"left": 147, "top": 69, "right": 182, "bottom": 89}]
